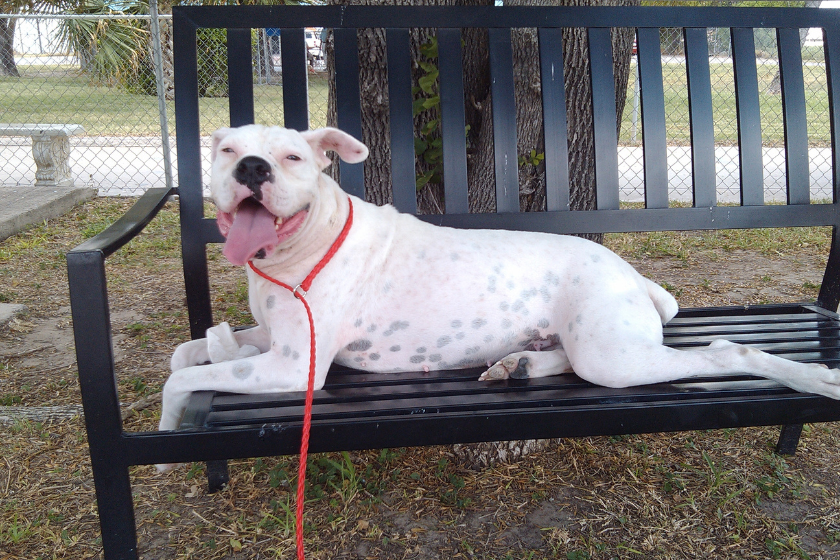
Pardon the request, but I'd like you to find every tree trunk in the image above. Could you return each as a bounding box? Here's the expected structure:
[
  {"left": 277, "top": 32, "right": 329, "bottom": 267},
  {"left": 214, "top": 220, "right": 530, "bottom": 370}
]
[
  {"left": 326, "top": 0, "right": 635, "bottom": 229},
  {"left": 0, "top": 17, "right": 20, "bottom": 78}
]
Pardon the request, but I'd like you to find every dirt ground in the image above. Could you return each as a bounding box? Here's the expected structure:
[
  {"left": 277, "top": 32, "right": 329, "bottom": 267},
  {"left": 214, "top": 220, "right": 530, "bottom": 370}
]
[{"left": 1, "top": 197, "right": 839, "bottom": 559}]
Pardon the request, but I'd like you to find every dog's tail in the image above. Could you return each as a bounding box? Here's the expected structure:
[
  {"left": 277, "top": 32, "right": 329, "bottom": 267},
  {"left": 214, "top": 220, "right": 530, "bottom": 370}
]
[{"left": 644, "top": 278, "right": 679, "bottom": 325}]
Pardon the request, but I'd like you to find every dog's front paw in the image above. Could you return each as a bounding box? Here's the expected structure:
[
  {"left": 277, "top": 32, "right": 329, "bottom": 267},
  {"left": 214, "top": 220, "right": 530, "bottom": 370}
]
[
  {"left": 479, "top": 356, "right": 530, "bottom": 381},
  {"left": 171, "top": 338, "right": 211, "bottom": 371},
  {"left": 156, "top": 462, "right": 184, "bottom": 474}
]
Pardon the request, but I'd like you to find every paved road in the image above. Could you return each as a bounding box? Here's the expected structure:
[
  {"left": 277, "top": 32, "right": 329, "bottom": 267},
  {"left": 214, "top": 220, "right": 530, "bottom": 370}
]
[{"left": 1, "top": 138, "right": 835, "bottom": 202}]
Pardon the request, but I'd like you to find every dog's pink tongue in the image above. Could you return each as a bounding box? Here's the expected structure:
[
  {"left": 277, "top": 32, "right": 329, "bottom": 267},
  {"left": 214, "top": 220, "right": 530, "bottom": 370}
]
[{"left": 222, "top": 198, "right": 277, "bottom": 266}]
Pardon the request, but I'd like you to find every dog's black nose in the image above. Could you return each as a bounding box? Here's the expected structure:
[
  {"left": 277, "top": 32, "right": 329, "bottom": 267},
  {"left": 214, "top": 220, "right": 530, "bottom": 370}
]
[{"left": 234, "top": 156, "right": 274, "bottom": 201}]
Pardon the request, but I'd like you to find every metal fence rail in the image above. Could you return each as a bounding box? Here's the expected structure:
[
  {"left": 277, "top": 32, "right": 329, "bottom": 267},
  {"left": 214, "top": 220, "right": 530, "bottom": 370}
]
[{"left": 0, "top": 11, "right": 834, "bottom": 202}]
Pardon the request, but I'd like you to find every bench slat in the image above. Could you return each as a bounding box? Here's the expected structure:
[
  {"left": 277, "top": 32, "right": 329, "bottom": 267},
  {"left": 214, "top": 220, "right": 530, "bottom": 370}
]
[
  {"left": 228, "top": 28, "right": 255, "bottom": 127},
  {"left": 538, "top": 27, "right": 570, "bottom": 212},
  {"left": 334, "top": 28, "right": 366, "bottom": 199},
  {"left": 588, "top": 27, "right": 621, "bottom": 210},
  {"left": 731, "top": 27, "right": 764, "bottom": 206},
  {"left": 172, "top": 15, "right": 215, "bottom": 340},
  {"left": 203, "top": 371, "right": 790, "bottom": 419},
  {"left": 777, "top": 27, "right": 811, "bottom": 205},
  {"left": 422, "top": 200, "right": 837, "bottom": 233},
  {"left": 489, "top": 28, "right": 520, "bottom": 213},
  {"left": 386, "top": 28, "right": 418, "bottom": 214},
  {"left": 684, "top": 27, "right": 717, "bottom": 207},
  {"left": 281, "top": 28, "right": 310, "bottom": 131},
  {"left": 438, "top": 28, "right": 470, "bottom": 214},
  {"left": 636, "top": 27, "right": 669, "bottom": 209},
  {"left": 824, "top": 26, "right": 840, "bottom": 203},
  {"left": 191, "top": 303, "right": 840, "bottom": 429}
]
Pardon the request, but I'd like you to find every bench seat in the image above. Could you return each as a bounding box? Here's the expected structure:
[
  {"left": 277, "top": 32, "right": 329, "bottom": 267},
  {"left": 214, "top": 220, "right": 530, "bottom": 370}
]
[{"left": 182, "top": 303, "right": 840, "bottom": 455}]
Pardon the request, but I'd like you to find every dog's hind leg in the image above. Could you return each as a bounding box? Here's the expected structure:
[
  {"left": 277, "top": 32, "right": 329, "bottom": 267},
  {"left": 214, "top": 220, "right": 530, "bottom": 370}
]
[
  {"left": 479, "top": 348, "right": 573, "bottom": 381},
  {"left": 567, "top": 338, "right": 840, "bottom": 399}
]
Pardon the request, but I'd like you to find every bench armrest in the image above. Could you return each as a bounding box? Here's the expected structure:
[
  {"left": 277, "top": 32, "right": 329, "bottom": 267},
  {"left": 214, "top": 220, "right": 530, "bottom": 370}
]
[
  {"left": 67, "top": 187, "right": 177, "bottom": 444},
  {"left": 70, "top": 187, "right": 177, "bottom": 257}
]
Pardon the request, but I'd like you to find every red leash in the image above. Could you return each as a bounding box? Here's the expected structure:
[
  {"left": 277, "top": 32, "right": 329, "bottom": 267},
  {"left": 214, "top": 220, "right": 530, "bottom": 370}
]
[{"left": 247, "top": 198, "right": 354, "bottom": 560}]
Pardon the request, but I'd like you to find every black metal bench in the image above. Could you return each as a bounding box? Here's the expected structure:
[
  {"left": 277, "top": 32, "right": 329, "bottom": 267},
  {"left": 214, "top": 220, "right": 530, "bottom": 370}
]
[{"left": 67, "top": 5, "right": 840, "bottom": 559}]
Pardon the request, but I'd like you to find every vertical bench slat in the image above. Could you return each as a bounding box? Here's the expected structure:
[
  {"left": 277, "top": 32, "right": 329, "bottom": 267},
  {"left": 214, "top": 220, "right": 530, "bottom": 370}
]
[
  {"left": 732, "top": 27, "right": 764, "bottom": 206},
  {"left": 334, "top": 28, "right": 366, "bottom": 200},
  {"left": 387, "top": 28, "right": 418, "bottom": 214},
  {"left": 174, "top": 16, "right": 214, "bottom": 338},
  {"left": 817, "top": 25, "right": 840, "bottom": 309},
  {"left": 636, "top": 27, "right": 669, "bottom": 209},
  {"left": 823, "top": 26, "right": 840, "bottom": 204},
  {"left": 683, "top": 27, "right": 716, "bottom": 208},
  {"left": 587, "top": 27, "right": 620, "bottom": 210},
  {"left": 227, "top": 28, "right": 255, "bottom": 127},
  {"left": 777, "top": 27, "right": 811, "bottom": 205},
  {"left": 281, "top": 28, "right": 310, "bottom": 131},
  {"left": 489, "top": 28, "right": 520, "bottom": 213},
  {"left": 538, "top": 27, "right": 570, "bottom": 212},
  {"left": 437, "top": 28, "right": 470, "bottom": 214}
]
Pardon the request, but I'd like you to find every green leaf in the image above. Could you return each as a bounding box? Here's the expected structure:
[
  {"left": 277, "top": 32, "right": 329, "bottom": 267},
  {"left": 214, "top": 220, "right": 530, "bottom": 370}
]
[
  {"left": 421, "top": 119, "right": 439, "bottom": 136},
  {"left": 414, "top": 138, "right": 428, "bottom": 154},
  {"left": 413, "top": 98, "right": 429, "bottom": 117},
  {"left": 416, "top": 170, "right": 434, "bottom": 190},
  {"left": 420, "top": 36, "right": 438, "bottom": 58},
  {"left": 418, "top": 70, "right": 439, "bottom": 94},
  {"left": 418, "top": 60, "right": 437, "bottom": 73},
  {"left": 422, "top": 95, "right": 440, "bottom": 110}
]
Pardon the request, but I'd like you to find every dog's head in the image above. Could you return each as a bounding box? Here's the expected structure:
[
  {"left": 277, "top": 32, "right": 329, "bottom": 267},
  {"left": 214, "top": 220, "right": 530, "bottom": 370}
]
[{"left": 209, "top": 125, "right": 368, "bottom": 266}]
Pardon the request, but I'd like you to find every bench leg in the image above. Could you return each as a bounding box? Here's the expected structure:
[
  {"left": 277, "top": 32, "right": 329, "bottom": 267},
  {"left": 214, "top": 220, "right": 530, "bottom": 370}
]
[
  {"left": 775, "top": 424, "right": 803, "bottom": 455},
  {"left": 207, "top": 460, "right": 230, "bottom": 492},
  {"left": 32, "top": 133, "right": 74, "bottom": 187},
  {"left": 92, "top": 463, "right": 139, "bottom": 560}
]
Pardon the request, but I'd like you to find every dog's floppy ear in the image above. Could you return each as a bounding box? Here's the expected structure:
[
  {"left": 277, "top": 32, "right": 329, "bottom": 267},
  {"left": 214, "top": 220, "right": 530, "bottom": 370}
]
[
  {"left": 301, "top": 128, "right": 369, "bottom": 169},
  {"left": 210, "top": 128, "right": 235, "bottom": 162}
]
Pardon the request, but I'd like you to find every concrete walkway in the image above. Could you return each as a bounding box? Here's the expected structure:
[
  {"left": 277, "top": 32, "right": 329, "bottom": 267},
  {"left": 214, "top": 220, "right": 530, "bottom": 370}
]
[{"left": 0, "top": 185, "right": 95, "bottom": 241}]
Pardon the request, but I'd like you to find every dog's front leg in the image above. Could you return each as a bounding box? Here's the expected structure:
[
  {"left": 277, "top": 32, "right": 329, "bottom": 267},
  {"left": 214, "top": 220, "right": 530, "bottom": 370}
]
[
  {"left": 170, "top": 324, "right": 271, "bottom": 371},
  {"left": 160, "top": 347, "right": 320, "bottom": 432}
]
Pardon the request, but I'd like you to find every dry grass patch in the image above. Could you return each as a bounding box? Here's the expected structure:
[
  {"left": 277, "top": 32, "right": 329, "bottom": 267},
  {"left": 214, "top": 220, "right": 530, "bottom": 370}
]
[{"left": 1, "top": 197, "right": 839, "bottom": 559}]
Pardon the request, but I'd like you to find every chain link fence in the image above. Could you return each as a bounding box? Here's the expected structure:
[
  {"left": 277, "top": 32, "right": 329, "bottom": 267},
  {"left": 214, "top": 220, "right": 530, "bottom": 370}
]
[
  {"left": 0, "top": 11, "right": 834, "bottom": 202},
  {"left": 619, "top": 26, "right": 832, "bottom": 203}
]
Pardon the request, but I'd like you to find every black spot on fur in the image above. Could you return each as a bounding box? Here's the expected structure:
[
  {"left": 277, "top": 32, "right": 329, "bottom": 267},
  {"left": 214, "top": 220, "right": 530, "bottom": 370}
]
[{"left": 346, "top": 339, "right": 373, "bottom": 352}]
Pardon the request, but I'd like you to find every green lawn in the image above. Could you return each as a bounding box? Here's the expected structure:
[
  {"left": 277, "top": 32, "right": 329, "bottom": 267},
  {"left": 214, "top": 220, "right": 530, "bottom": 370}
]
[
  {"left": 0, "top": 67, "right": 331, "bottom": 136},
  {"left": 0, "top": 60, "right": 830, "bottom": 146},
  {"left": 619, "top": 59, "right": 831, "bottom": 146}
]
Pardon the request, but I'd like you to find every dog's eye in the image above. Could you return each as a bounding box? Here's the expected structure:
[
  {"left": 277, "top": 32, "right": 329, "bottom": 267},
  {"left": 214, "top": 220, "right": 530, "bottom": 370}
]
[
  {"left": 286, "top": 154, "right": 301, "bottom": 161},
  {"left": 221, "top": 147, "right": 234, "bottom": 153}
]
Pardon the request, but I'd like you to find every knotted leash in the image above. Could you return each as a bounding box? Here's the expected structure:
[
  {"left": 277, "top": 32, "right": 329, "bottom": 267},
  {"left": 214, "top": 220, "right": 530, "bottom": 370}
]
[{"left": 247, "top": 198, "right": 354, "bottom": 560}]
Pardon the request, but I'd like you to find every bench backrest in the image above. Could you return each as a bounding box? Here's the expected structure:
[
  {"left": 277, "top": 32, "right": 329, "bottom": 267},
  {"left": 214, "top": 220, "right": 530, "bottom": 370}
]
[{"left": 171, "top": 5, "right": 840, "bottom": 338}]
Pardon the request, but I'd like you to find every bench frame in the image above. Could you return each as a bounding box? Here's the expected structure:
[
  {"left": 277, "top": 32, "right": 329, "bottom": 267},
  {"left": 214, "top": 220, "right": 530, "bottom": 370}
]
[{"left": 67, "top": 6, "right": 840, "bottom": 559}]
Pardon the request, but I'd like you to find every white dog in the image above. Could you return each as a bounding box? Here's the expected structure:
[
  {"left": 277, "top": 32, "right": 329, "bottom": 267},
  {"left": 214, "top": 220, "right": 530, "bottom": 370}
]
[{"left": 159, "top": 124, "right": 840, "bottom": 441}]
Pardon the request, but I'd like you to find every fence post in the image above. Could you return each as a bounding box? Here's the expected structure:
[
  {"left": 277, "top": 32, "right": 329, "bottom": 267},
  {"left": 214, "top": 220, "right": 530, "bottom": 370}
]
[{"left": 149, "top": 1, "right": 174, "bottom": 193}]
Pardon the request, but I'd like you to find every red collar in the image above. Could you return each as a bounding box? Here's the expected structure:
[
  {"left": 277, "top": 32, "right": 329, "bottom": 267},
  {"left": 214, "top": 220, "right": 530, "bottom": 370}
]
[{"left": 247, "top": 197, "right": 354, "bottom": 298}]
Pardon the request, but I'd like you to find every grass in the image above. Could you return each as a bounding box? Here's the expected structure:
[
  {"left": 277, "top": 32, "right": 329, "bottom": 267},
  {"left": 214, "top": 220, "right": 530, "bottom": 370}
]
[
  {"left": 619, "top": 59, "right": 831, "bottom": 147},
  {"left": 0, "top": 55, "right": 830, "bottom": 146},
  {"left": 0, "top": 68, "right": 331, "bottom": 136},
  {"left": 1, "top": 197, "right": 839, "bottom": 558}
]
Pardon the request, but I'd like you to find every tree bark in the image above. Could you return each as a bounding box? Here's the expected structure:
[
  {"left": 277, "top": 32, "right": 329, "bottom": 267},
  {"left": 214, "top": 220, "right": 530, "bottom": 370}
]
[
  {"left": 0, "top": 17, "right": 20, "bottom": 77},
  {"left": 326, "top": 0, "right": 636, "bottom": 229}
]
